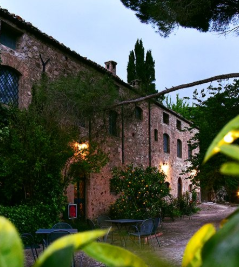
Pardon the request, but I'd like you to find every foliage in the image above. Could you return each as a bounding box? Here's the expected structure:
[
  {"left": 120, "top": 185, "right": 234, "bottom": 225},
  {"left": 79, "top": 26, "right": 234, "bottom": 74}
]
[
  {"left": 0, "top": 204, "right": 60, "bottom": 237},
  {"left": 127, "top": 39, "right": 157, "bottom": 95},
  {"left": 164, "top": 94, "right": 192, "bottom": 120},
  {"left": 182, "top": 115, "right": 239, "bottom": 267},
  {"left": 182, "top": 80, "right": 239, "bottom": 200},
  {"left": 109, "top": 165, "right": 169, "bottom": 219},
  {"left": 121, "top": 0, "right": 239, "bottom": 37}
]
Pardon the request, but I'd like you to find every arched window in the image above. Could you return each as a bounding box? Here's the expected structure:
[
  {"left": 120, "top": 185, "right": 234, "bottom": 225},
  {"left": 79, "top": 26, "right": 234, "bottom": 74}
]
[
  {"left": 109, "top": 110, "right": 118, "bottom": 136},
  {"left": 178, "top": 178, "right": 182, "bottom": 198},
  {"left": 177, "top": 139, "right": 182, "bottom": 158},
  {"left": 163, "top": 133, "right": 170, "bottom": 153},
  {"left": 135, "top": 106, "right": 143, "bottom": 120},
  {"left": 0, "top": 66, "right": 19, "bottom": 105}
]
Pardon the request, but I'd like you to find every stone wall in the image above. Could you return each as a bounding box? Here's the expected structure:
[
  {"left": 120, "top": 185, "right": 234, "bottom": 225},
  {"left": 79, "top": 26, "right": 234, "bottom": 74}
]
[{"left": 0, "top": 11, "right": 199, "bottom": 219}]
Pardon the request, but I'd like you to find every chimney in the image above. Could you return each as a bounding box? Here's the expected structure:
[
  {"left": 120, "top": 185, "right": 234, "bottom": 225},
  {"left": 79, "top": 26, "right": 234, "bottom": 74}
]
[
  {"left": 105, "top": 60, "right": 117, "bottom": 76},
  {"left": 130, "top": 79, "right": 141, "bottom": 89}
]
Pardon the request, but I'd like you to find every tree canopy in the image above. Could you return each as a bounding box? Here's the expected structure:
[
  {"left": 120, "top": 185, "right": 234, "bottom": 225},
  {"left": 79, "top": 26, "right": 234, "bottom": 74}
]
[
  {"left": 127, "top": 39, "right": 157, "bottom": 95},
  {"left": 121, "top": 0, "right": 239, "bottom": 37}
]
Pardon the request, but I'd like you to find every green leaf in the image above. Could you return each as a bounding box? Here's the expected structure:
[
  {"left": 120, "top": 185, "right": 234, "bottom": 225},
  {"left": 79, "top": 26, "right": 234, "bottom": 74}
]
[
  {"left": 182, "top": 223, "right": 216, "bottom": 267},
  {"left": 220, "top": 162, "right": 239, "bottom": 176},
  {"left": 83, "top": 242, "right": 149, "bottom": 267},
  {"left": 34, "top": 229, "right": 107, "bottom": 267},
  {"left": 203, "top": 115, "right": 239, "bottom": 163},
  {"left": 220, "top": 144, "right": 239, "bottom": 161},
  {"left": 0, "top": 216, "right": 24, "bottom": 267},
  {"left": 202, "top": 211, "right": 239, "bottom": 267}
]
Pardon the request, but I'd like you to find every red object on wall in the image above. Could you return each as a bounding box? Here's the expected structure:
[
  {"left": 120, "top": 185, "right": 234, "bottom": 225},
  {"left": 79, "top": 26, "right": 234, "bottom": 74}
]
[{"left": 68, "top": 204, "right": 77, "bottom": 219}]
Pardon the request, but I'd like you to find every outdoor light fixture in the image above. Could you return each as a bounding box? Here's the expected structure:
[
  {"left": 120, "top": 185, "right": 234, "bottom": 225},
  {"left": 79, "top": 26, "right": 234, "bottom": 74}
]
[
  {"left": 161, "top": 162, "right": 169, "bottom": 174},
  {"left": 73, "top": 141, "right": 89, "bottom": 157}
]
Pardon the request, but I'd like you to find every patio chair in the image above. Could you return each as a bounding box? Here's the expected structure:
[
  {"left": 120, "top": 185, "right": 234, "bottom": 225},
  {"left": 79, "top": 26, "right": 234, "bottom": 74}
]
[
  {"left": 152, "top": 217, "right": 161, "bottom": 247},
  {"left": 52, "top": 222, "right": 73, "bottom": 229},
  {"left": 128, "top": 218, "right": 154, "bottom": 248},
  {"left": 47, "top": 230, "right": 75, "bottom": 267},
  {"left": 21, "top": 233, "right": 39, "bottom": 261},
  {"left": 97, "top": 215, "right": 111, "bottom": 228}
]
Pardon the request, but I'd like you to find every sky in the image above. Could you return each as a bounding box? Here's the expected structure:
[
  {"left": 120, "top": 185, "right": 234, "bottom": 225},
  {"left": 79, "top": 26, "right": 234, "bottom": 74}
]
[{"left": 1, "top": 0, "right": 239, "bottom": 103}]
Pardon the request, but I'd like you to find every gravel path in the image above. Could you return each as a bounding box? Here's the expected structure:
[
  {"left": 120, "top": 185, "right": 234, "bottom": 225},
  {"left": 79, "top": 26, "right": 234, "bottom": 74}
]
[{"left": 24, "top": 203, "right": 237, "bottom": 267}]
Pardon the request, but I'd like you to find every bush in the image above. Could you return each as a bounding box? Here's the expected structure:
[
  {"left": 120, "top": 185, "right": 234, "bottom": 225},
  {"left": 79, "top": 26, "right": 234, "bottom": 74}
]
[{"left": 109, "top": 165, "right": 170, "bottom": 219}]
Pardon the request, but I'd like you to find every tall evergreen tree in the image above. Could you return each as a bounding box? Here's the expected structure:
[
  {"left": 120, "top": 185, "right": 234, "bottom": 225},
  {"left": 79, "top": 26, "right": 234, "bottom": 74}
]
[{"left": 127, "top": 39, "right": 157, "bottom": 95}]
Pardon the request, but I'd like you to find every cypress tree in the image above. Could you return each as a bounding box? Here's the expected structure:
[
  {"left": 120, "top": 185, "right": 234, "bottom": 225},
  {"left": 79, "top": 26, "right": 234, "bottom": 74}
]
[{"left": 127, "top": 39, "right": 157, "bottom": 95}]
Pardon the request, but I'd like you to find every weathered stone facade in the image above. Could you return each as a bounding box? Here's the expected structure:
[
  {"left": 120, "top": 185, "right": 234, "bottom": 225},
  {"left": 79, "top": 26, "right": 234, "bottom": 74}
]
[{"left": 0, "top": 8, "right": 199, "bottom": 219}]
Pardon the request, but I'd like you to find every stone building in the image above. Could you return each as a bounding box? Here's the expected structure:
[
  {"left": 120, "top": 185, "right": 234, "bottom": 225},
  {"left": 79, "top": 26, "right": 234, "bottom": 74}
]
[{"left": 0, "top": 8, "right": 198, "bottom": 219}]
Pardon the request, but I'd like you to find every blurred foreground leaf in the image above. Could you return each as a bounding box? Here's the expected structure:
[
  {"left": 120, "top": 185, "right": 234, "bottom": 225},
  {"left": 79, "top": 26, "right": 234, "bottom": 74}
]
[
  {"left": 0, "top": 216, "right": 24, "bottom": 267},
  {"left": 182, "top": 223, "right": 216, "bottom": 267}
]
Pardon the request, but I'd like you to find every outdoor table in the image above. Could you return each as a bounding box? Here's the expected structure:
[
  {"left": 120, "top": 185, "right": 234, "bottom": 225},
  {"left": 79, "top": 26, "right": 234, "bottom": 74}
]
[
  {"left": 105, "top": 219, "right": 143, "bottom": 246},
  {"left": 35, "top": 228, "right": 78, "bottom": 247}
]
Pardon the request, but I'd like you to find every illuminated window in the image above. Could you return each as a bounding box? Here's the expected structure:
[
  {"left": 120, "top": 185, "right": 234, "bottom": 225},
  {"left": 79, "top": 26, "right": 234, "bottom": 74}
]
[
  {"left": 163, "top": 133, "right": 170, "bottom": 153},
  {"left": 109, "top": 110, "right": 118, "bottom": 136},
  {"left": 0, "top": 66, "right": 19, "bottom": 105},
  {"left": 163, "top": 112, "right": 169, "bottom": 124},
  {"left": 177, "top": 139, "right": 182, "bottom": 158}
]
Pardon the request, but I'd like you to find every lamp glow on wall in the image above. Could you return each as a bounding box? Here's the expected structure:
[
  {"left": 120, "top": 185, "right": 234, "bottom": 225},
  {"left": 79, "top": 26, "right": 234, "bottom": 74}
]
[
  {"left": 161, "top": 162, "right": 169, "bottom": 174},
  {"left": 73, "top": 141, "right": 89, "bottom": 157}
]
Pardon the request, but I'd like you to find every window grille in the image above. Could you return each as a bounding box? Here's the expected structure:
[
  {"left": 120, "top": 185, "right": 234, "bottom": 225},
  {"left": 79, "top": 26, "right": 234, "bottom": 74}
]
[{"left": 0, "top": 67, "right": 19, "bottom": 105}]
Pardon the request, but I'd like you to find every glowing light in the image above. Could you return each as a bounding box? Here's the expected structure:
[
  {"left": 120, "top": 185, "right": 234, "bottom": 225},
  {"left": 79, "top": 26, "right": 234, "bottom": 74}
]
[
  {"left": 161, "top": 162, "right": 169, "bottom": 174},
  {"left": 223, "top": 132, "right": 234, "bottom": 144},
  {"left": 237, "top": 191, "right": 239, "bottom": 197},
  {"left": 73, "top": 141, "right": 89, "bottom": 157},
  {"left": 191, "top": 169, "right": 197, "bottom": 176}
]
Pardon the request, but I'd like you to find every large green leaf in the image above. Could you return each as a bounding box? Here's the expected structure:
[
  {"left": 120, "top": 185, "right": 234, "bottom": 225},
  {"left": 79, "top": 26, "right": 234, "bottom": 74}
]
[
  {"left": 202, "top": 211, "right": 239, "bottom": 267},
  {"left": 220, "top": 144, "right": 239, "bottom": 161},
  {"left": 34, "top": 229, "right": 107, "bottom": 267},
  {"left": 83, "top": 241, "right": 148, "bottom": 267},
  {"left": 203, "top": 115, "right": 239, "bottom": 163},
  {"left": 182, "top": 223, "right": 216, "bottom": 267},
  {"left": 0, "top": 216, "right": 24, "bottom": 267},
  {"left": 220, "top": 162, "right": 239, "bottom": 176}
]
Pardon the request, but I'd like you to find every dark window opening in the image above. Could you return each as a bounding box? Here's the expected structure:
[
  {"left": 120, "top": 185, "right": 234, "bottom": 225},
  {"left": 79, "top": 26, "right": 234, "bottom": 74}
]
[
  {"left": 188, "top": 144, "right": 193, "bottom": 159},
  {"left": 0, "top": 22, "right": 22, "bottom": 50},
  {"left": 154, "top": 129, "right": 158, "bottom": 141},
  {"left": 177, "top": 120, "right": 182, "bottom": 130},
  {"left": 135, "top": 106, "right": 143, "bottom": 120},
  {"left": 177, "top": 139, "right": 182, "bottom": 158},
  {"left": 178, "top": 178, "right": 182, "bottom": 198},
  {"left": 189, "top": 184, "right": 193, "bottom": 192},
  {"left": 165, "top": 182, "right": 170, "bottom": 189},
  {"left": 109, "top": 110, "right": 118, "bottom": 136},
  {"left": 163, "top": 133, "right": 170, "bottom": 153},
  {"left": 0, "top": 66, "right": 19, "bottom": 105},
  {"left": 163, "top": 112, "right": 169, "bottom": 124}
]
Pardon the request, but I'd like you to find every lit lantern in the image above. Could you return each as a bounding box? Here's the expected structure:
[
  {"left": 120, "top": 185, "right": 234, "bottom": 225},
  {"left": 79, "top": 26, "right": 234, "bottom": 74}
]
[{"left": 68, "top": 204, "right": 77, "bottom": 219}]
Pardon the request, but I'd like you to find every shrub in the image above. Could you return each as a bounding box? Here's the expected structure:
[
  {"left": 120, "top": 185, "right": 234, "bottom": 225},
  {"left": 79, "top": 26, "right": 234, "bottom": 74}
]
[{"left": 109, "top": 165, "right": 170, "bottom": 219}]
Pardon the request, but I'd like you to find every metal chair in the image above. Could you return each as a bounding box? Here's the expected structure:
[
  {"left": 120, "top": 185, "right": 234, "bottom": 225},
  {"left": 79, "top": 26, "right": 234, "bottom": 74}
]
[
  {"left": 52, "top": 222, "right": 73, "bottom": 229},
  {"left": 97, "top": 215, "right": 111, "bottom": 228},
  {"left": 152, "top": 217, "right": 161, "bottom": 247},
  {"left": 21, "top": 233, "right": 39, "bottom": 261},
  {"left": 47, "top": 230, "right": 75, "bottom": 267},
  {"left": 129, "top": 218, "right": 154, "bottom": 248}
]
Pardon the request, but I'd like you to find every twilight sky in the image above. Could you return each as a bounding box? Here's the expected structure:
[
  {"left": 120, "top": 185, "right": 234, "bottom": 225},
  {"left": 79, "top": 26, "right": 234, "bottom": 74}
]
[{"left": 1, "top": 0, "right": 239, "bottom": 102}]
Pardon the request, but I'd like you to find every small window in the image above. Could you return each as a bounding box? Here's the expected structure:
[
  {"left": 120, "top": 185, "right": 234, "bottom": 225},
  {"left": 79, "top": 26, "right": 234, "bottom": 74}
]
[
  {"left": 188, "top": 144, "right": 193, "bottom": 159},
  {"left": 163, "top": 112, "right": 169, "bottom": 124},
  {"left": 109, "top": 110, "right": 118, "bottom": 136},
  {"left": 163, "top": 133, "right": 170, "bottom": 153},
  {"left": 177, "top": 139, "right": 182, "bottom": 158},
  {"left": 176, "top": 120, "right": 181, "bottom": 130},
  {"left": 0, "top": 66, "right": 19, "bottom": 105},
  {"left": 154, "top": 129, "right": 158, "bottom": 141},
  {"left": 165, "top": 182, "right": 170, "bottom": 189},
  {"left": 0, "top": 22, "right": 22, "bottom": 50},
  {"left": 135, "top": 106, "right": 143, "bottom": 120}
]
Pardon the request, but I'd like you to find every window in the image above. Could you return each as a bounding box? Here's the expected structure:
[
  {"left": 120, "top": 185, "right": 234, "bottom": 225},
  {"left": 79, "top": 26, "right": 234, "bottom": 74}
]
[
  {"left": 163, "top": 112, "right": 169, "bottom": 124},
  {"left": 0, "top": 66, "right": 19, "bottom": 105},
  {"left": 165, "top": 182, "right": 170, "bottom": 189},
  {"left": 154, "top": 129, "right": 158, "bottom": 141},
  {"left": 0, "top": 22, "right": 21, "bottom": 50},
  {"left": 176, "top": 120, "right": 182, "bottom": 130},
  {"left": 177, "top": 139, "right": 182, "bottom": 158},
  {"left": 178, "top": 178, "right": 182, "bottom": 198},
  {"left": 109, "top": 110, "right": 118, "bottom": 136},
  {"left": 163, "top": 133, "right": 170, "bottom": 153},
  {"left": 188, "top": 184, "right": 193, "bottom": 192},
  {"left": 188, "top": 144, "right": 193, "bottom": 159},
  {"left": 135, "top": 106, "right": 143, "bottom": 120}
]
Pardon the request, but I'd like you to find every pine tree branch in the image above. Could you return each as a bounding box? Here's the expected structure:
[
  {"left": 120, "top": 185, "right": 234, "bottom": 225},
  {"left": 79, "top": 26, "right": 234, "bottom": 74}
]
[{"left": 115, "top": 73, "right": 239, "bottom": 106}]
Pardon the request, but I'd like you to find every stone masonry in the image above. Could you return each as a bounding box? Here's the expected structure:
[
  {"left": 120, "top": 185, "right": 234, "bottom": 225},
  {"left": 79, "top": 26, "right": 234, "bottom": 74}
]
[{"left": 0, "top": 8, "right": 199, "bottom": 219}]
